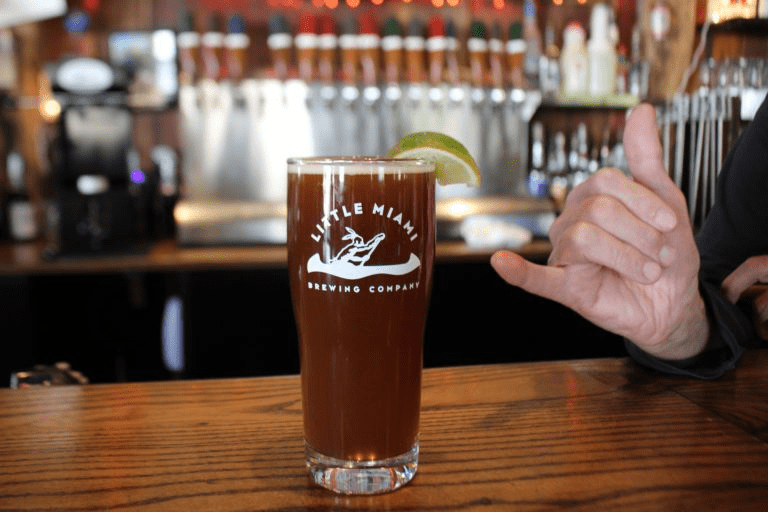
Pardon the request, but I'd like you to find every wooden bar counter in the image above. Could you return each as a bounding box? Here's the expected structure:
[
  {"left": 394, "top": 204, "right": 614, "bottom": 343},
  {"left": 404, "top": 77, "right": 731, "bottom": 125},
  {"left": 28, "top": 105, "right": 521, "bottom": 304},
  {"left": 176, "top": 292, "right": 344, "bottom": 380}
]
[
  {"left": 0, "top": 238, "right": 552, "bottom": 275},
  {"left": 2, "top": 351, "right": 768, "bottom": 510}
]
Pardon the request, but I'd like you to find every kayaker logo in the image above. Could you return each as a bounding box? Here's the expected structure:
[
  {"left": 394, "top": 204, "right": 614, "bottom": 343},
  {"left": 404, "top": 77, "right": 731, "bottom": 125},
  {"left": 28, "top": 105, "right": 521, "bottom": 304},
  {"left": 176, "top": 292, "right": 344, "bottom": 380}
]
[{"left": 307, "top": 226, "right": 421, "bottom": 280}]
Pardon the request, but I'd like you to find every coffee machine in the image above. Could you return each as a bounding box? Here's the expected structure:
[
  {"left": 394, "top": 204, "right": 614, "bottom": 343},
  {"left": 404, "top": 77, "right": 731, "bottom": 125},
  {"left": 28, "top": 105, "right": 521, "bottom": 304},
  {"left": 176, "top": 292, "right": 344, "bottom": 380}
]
[{"left": 49, "top": 56, "right": 150, "bottom": 255}]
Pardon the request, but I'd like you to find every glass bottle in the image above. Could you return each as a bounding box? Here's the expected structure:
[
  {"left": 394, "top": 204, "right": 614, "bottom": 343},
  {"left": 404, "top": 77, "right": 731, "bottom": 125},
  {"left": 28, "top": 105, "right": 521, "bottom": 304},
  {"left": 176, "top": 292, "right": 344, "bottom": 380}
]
[
  {"left": 528, "top": 121, "right": 548, "bottom": 197},
  {"left": 6, "top": 150, "right": 37, "bottom": 242}
]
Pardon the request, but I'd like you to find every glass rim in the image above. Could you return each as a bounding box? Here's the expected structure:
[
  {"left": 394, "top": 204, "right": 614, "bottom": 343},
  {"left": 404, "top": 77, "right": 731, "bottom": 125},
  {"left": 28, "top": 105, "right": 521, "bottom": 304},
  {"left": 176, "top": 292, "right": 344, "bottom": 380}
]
[{"left": 287, "top": 156, "right": 435, "bottom": 167}]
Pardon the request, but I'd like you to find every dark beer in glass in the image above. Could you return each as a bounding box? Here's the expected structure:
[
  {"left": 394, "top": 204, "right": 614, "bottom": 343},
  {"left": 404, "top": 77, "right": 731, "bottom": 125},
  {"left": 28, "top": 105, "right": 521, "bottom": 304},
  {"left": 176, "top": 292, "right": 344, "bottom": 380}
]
[{"left": 287, "top": 157, "right": 435, "bottom": 494}]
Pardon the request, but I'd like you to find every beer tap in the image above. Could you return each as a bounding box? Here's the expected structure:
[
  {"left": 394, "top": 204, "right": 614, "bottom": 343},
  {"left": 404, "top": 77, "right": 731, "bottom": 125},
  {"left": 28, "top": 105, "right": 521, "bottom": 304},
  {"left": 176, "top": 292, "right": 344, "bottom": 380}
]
[
  {"left": 467, "top": 20, "right": 488, "bottom": 91},
  {"left": 506, "top": 22, "right": 526, "bottom": 91},
  {"left": 444, "top": 19, "right": 461, "bottom": 89},
  {"left": 358, "top": 14, "right": 380, "bottom": 89},
  {"left": 295, "top": 14, "right": 318, "bottom": 84},
  {"left": 486, "top": 21, "right": 508, "bottom": 195},
  {"left": 314, "top": 14, "right": 339, "bottom": 157},
  {"left": 381, "top": 16, "right": 404, "bottom": 154},
  {"left": 359, "top": 14, "right": 382, "bottom": 155},
  {"left": 224, "top": 13, "right": 249, "bottom": 84},
  {"left": 441, "top": 18, "right": 469, "bottom": 170},
  {"left": 489, "top": 22, "right": 505, "bottom": 93},
  {"left": 176, "top": 10, "right": 200, "bottom": 87},
  {"left": 339, "top": 17, "right": 360, "bottom": 86},
  {"left": 201, "top": 12, "right": 225, "bottom": 82},
  {"left": 317, "top": 14, "right": 337, "bottom": 87},
  {"left": 404, "top": 18, "right": 426, "bottom": 85},
  {"left": 404, "top": 17, "right": 427, "bottom": 132},
  {"left": 382, "top": 17, "right": 403, "bottom": 87},
  {"left": 267, "top": 14, "right": 292, "bottom": 82},
  {"left": 672, "top": 93, "right": 688, "bottom": 189},
  {"left": 426, "top": 16, "right": 445, "bottom": 90},
  {"left": 338, "top": 17, "right": 361, "bottom": 156},
  {"left": 224, "top": 12, "right": 249, "bottom": 114},
  {"left": 468, "top": 20, "right": 489, "bottom": 186}
]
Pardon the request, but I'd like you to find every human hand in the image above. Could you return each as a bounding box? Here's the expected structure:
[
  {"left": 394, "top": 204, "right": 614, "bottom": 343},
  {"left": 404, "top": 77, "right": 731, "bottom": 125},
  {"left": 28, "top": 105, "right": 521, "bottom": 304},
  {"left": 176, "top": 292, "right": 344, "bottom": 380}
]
[
  {"left": 491, "top": 104, "right": 708, "bottom": 360},
  {"left": 722, "top": 256, "right": 768, "bottom": 340}
]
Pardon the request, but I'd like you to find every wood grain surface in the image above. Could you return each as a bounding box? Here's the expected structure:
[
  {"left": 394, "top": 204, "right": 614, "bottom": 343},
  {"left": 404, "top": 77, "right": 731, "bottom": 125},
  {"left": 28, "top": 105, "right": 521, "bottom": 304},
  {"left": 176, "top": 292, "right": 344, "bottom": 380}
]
[{"left": 2, "top": 352, "right": 768, "bottom": 511}]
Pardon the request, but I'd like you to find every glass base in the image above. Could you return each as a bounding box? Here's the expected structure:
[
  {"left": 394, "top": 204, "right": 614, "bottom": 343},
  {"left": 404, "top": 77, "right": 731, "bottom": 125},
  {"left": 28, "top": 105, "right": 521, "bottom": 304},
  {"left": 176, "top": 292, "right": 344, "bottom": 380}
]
[{"left": 305, "top": 441, "right": 418, "bottom": 495}]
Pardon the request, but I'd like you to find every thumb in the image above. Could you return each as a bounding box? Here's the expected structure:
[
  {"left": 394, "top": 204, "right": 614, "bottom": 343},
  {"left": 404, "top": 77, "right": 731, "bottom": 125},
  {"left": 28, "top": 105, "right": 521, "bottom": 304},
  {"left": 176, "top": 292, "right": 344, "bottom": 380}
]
[{"left": 624, "top": 104, "right": 679, "bottom": 206}]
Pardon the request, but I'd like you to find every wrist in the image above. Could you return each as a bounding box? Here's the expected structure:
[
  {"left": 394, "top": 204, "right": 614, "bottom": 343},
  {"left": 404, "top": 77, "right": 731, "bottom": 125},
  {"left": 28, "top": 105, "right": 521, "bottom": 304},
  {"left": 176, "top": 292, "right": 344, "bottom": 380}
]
[{"left": 633, "top": 293, "right": 709, "bottom": 361}]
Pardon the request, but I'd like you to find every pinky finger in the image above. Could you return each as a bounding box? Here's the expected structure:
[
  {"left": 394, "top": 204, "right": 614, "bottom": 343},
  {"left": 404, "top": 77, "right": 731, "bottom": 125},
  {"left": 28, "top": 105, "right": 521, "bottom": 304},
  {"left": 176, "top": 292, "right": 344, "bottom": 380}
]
[{"left": 490, "top": 250, "right": 569, "bottom": 305}]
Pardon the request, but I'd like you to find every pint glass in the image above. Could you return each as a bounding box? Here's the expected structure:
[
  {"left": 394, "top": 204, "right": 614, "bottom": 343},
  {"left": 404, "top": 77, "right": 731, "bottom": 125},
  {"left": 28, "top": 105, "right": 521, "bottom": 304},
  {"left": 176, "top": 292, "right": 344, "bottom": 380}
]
[{"left": 287, "top": 157, "right": 436, "bottom": 494}]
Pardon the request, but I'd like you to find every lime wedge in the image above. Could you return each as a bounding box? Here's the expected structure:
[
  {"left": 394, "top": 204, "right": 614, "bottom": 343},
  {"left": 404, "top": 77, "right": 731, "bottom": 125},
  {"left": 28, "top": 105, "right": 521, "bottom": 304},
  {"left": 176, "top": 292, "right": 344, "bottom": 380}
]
[{"left": 387, "top": 132, "right": 481, "bottom": 187}]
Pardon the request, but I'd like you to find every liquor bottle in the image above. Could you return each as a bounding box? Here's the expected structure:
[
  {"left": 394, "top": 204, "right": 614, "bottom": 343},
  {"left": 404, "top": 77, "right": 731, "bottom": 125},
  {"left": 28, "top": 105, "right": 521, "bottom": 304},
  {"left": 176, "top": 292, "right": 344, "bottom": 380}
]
[
  {"left": 426, "top": 16, "right": 446, "bottom": 87},
  {"left": 611, "top": 130, "right": 628, "bottom": 175},
  {"left": 576, "top": 122, "right": 589, "bottom": 174},
  {"left": 560, "top": 21, "right": 588, "bottom": 96},
  {"left": 224, "top": 13, "right": 249, "bottom": 82},
  {"left": 382, "top": 17, "right": 403, "bottom": 85},
  {"left": 539, "top": 23, "right": 560, "bottom": 96},
  {"left": 568, "top": 130, "right": 580, "bottom": 175},
  {"left": 548, "top": 131, "right": 569, "bottom": 208},
  {"left": 588, "top": 3, "right": 617, "bottom": 96},
  {"left": 528, "top": 121, "right": 548, "bottom": 197},
  {"left": 506, "top": 22, "right": 527, "bottom": 89},
  {"left": 467, "top": 21, "right": 488, "bottom": 88},
  {"left": 616, "top": 44, "right": 628, "bottom": 95},
  {"left": 599, "top": 128, "right": 612, "bottom": 168},
  {"left": 295, "top": 14, "right": 318, "bottom": 83},
  {"left": 201, "top": 13, "right": 225, "bottom": 81},
  {"left": 6, "top": 150, "right": 37, "bottom": 242},
  {"left": 177, "top": 10, "right": 200, "bottom": 86},
  {"left": 267, "top": 14, "right": 292, "bottom": 81},
  {"left": 522, "top": 0, "right": 543, "bottom": 89},
  {"left": 317, "top": 14, "right": 337, "bottom": 85}
]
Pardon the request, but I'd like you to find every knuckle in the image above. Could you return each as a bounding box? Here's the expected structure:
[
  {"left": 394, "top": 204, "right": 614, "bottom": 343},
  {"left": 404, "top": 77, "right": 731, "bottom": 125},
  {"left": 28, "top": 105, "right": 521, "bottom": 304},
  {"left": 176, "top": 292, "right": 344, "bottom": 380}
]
[
  {"left": 611, "top": 244, "right": 648, "bottom": 281},
  {"left": 592, "top": 167, "right": 624, "bottom": 190},
  {"left": 569, "top": 222, "right": 597, "bottom": 252},
  {"left": 548, "top": 214, "right": 565, "bottom": 241},
  {"left": 587, "top": 195, "right": 621, "bottom": 223},
  {"left": 549, "top": 222, "right": 593, "bottom": 265}
]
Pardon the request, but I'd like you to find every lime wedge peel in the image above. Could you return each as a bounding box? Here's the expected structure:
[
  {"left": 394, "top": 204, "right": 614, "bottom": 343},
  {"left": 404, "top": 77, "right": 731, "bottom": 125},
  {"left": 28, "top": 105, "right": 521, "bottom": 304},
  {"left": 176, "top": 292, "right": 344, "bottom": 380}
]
[{"left": 387, "top": 132, "right": 481, "bottom": 187}]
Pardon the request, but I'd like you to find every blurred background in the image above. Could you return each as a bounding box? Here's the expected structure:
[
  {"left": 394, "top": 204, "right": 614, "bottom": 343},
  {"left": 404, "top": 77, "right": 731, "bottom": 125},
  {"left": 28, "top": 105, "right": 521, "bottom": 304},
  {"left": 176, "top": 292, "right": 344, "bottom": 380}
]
[{"left": 1, "top": 0, "right": 766, "bottom": 386}]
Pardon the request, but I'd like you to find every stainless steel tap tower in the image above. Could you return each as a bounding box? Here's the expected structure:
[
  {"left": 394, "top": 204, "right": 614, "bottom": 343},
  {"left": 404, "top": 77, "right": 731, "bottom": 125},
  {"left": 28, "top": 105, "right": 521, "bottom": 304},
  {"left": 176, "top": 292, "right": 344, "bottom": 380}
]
[{"left": 175, "top": 78, "right": 546, "bottom": 245}]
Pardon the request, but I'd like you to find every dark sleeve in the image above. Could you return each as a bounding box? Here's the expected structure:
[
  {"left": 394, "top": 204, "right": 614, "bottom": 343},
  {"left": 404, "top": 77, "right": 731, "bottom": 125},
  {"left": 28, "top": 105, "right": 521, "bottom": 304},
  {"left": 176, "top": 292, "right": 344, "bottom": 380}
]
[
  {"left": 626, "top": 94, "right": 768, "bottom": 378},
  {"left": 625, "top": 280, "right": 748, "bottom": 379}
]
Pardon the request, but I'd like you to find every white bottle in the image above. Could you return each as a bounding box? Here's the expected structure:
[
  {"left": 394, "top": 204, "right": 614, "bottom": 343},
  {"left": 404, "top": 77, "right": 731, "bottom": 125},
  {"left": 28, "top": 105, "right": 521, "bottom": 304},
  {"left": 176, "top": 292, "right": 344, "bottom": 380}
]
[
  {"left": 560, "top": 22, "right": 588, "bottom": 96},
  {"left": 588, "top": 3, "right": 617, "bottom": 97}
]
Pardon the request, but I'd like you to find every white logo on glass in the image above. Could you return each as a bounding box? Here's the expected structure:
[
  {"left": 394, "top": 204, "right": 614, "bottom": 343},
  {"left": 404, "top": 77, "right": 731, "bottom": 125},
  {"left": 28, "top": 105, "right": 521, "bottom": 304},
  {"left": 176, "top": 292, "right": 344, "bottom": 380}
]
[{"left": 307, "top": 227, "right": 421, "bottom": 280}]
